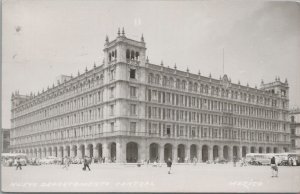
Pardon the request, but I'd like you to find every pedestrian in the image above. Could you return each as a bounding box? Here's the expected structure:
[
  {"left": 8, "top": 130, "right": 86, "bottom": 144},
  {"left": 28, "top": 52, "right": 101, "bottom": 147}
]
[
  {"left": 270, "top": 156, "right": 278, "bottom": 177},
  {"left": 166, "top": 158, "right": 172, "bottom": 174},
  {"left": 62, "top": 157, "right": 69, "bottom": 170},
  {"left": 16, "top": 158, "right": 22, "bottom": 170},
  {"left": 233, "top": 156, "right": 237, "bottom": 167},
  {"left": 83, "top": 156, "right": 91, "bottom": 171}
]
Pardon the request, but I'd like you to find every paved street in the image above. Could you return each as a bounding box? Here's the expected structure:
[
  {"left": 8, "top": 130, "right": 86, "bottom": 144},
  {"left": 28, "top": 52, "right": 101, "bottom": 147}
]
[{"left": 2, "top": 163, "right": 300, "bottom": 192}]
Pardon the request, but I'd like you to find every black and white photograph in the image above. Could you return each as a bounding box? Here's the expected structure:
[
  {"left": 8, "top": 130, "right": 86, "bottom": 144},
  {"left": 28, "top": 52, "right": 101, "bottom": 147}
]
[{"left": 1, "top": 0, "right": 300, "bottom": 193}]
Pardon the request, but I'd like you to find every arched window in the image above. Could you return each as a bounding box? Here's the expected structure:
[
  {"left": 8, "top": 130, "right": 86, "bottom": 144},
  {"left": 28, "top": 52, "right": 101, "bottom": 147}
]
[
  {"left": 188, "top": 81, "right": 192, "bottom": 91},
  {"left": 205, "top": 85, "right": 208, "bottom": 94},
  {"left": 131, "top": 50, "right": 135, "bottom": 60},
  {"left": 126, "top": 49, "right": 130, "bottom": 59},
  {"left": 176, "top": 79, "right": 180, "bottom": 89},
  {"left": 163, "top": 76, "right": 167, "bottom": 86},
  {"left": 194, "top": 83, "right": 198, "bottom": 92},
  {"left": 169, "top": 77, "right": 174, "bottom": 88},
  {"left": 291, "top": 116, "right": 295, "bottom": 123},
  {"left": 182, "top": 80, "right": 186, "bottom": 90},
  {"left": 155, "top": 74, "right": 160, "bottom": 84},
  {"left": 109, "top": 53, "right": 111, "bottom": 62},
  {"left": 211, "top": 86, "right": 215, "bottom": 95},
  {"left": 148, "top": 73, "right": 153, "bottom": 83}
]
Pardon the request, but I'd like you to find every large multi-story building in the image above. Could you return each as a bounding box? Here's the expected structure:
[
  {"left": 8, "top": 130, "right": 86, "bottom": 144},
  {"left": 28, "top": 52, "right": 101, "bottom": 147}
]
[
  {"left": 290, "top": 108, "right": 300, "bottom": 154},
  {"left": 10, "top": 29, "right": 291, "bottom": 163}
]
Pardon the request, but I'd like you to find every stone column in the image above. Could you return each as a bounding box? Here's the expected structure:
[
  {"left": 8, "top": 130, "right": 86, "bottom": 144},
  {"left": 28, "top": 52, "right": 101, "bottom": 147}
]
[
  {"left": 85, "top": 145, "right": 90, "bottom": 158},
  {"left": 228, "top": 146, "right": 233, "bottom": 161},
  {"left": 93, "top": 144, "right": 98, "bottom": 159},
  {"left": 239, "top": 146, "right": 243, "bottom": 159},
  {"left": 185, "top": 144, "right": 190, "bottom": 162},
  {"left": 159, "top": 144, "right": 164, "bottom": 163},
  {"left": 70, "top": 146, "right": 75, "bottom": 158},
  {"left": 219, "top": 145, "right": 224, "bottom": 160},
  {"left": 208, "top": 146, "right": 213, "bottom": 161},
  {"left": 77, "top": 146, "right": 82, "bottom": 158},
  {"left": 46, "top": 149, "right": 50, "bottom": 157},
  {"left": 172, "top": 145, "right": 178, "bottom": 163},
  {"left": 102, "top": 143, "right": 109, "bottom": 162},
  {"left": 138, "top": 141, "right": 147, "bottom": 163},
  {"left": 197, "top": 145, "right": 202, "bottom": 162},
  {"left": 64, "top": 146, "right": 69, "bottom": 157},
  {"left": 116, "top": 140, "right": 125, "bottom": 163}
]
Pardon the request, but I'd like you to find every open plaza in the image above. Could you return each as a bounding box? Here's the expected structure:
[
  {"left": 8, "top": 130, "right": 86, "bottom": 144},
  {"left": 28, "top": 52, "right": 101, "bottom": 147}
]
[{"left": 2, "top": 163, "right": 300, "bottom": 193}]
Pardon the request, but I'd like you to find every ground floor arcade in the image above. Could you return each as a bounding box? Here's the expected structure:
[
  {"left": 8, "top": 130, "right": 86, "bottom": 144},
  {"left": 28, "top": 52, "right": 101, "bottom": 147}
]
[{"left": 13, "top": 138, "right": 289, "bottom": 163}]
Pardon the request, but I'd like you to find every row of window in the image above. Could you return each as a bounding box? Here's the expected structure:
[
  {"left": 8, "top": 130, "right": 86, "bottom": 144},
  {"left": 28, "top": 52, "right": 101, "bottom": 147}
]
[
  {"left": 148, "top": 73, "right": 286, "bottom": 108},
  {"left": 147, "top": 89, "right": 286, "bottom": 120},
  {"left": 147, "top": 106, "right": 286, "bottom": 131},
  {"left": 147, "top": 123, "right": 288, "bottom": 142}
]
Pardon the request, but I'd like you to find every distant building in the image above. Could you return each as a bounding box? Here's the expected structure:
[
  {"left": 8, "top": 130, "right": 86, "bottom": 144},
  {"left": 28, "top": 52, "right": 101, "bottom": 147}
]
[
  {"left": 2, "top": 128, "right": 10, "bottom": 153},
  {"left": 10, "top": 29, "right": 291, "bottom": 163},
  {"left": 290, "top": 108, "right": 300, "bottom": 154}
]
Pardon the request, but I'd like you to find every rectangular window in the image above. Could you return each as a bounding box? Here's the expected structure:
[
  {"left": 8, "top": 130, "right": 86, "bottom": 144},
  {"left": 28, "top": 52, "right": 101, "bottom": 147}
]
[
  {"left": 110, "top": 105, "right": 114, "bottom": 116},
  {"left": 130, "top": 86, "right": 137, "bottom": 98},
  {"left": 110, "top": 69, "right": 115, "bottom": 80},
  {"left": 130, "top": 104, "right": 137, "bottom": 116},
  {"left": 130, "top": 69, "right": 136, "bottom": 79},
  {"left": 110, "top": 87, "right": 114, "bottom": 98},
  {"left": 111, "top": 122, "right": 114, "bottom": 132},
  {"left": 130, "top": 122, "right": 136, "bottom": 133}
]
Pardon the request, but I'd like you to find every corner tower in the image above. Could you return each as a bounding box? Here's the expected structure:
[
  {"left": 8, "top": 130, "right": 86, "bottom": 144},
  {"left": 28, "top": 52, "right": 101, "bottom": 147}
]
[{"left": 103, "top": 28, "right": 146, "bottom": 67}]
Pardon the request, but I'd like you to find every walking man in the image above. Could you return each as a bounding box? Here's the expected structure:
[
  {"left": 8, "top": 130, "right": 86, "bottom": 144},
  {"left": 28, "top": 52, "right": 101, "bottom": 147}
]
[
  {"left": 62, "top": 157, "right": 70, "bottom": 170},
  {"left": 270, "top": 156, "right": 278, "bottom": 177},
  {"left": 16, "top": 158, "right": 22, "bottom": 170},
  {"left": 83, "top": 156, "right": 91, "bottom": 171},
  {"left": 166, "top": 158, "right": 172, "bottom": 174}
]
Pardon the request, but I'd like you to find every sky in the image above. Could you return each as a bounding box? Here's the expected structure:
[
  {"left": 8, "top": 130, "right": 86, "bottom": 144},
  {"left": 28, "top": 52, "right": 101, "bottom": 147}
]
[{"left": 2, "top": 0, "right": 300, "bottom": 128}]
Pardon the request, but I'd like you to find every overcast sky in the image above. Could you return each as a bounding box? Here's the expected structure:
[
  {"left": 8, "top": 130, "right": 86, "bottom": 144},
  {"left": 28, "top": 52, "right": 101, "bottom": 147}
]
[{"left": 2, "top": 0, "right": 300, "bottom": 128}]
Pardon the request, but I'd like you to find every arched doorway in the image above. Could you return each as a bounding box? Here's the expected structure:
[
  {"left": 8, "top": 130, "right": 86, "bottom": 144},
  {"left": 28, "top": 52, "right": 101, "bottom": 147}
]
[
  {"left": 266, "top": 147, "right": 271, "bottom": 153},
  {"left": 190, "top": 144, "right": 197, "bottom": 161},
  {"left": 202, "top": 145, "right": 209, "bottom": 162},
  {"left": 53, "top": 147, "right": 57, "bottom": 157},
  {"left": 259, "top": 147, "right": 263, "bottom": 153},
  {"left": 126, "top": 142, "right": 138, "bottom": 163},
  {"left": 164, "top": 143, "right": 172, "bottom": 162},
  {"left": 66, "top": 146, "right": 70, "bottom": 157},
  {"left": 110, "top": 142, "right": 116, "bottom": 162},
  {"left": 96, "top": 143, "right": 102, "bottom": 158},
  {"left": 79, "top": 145, "right": 85, "bottom": 158},
  {"left": 177, "top": 144, "right": 185, "bottom": 163},
  {"left": 88, "top": 144, "right": 93, "bottom": 158},
  {"left": 250, "top": 146, "right": 255, "bottom": 153},
  {"left": 149, "top": 143, "right": 159, "bottom": 162},
  {"left": 273, "top": 147, "right": 278, "bottom": 153},
  {"left": 233, "top": 146, "right": 238, "bottom": 159},
  {"left": 242, "top": 146, "right": 247, "bottom": 157},
  {"left": 213, "top": 145, "right": 219, "bottom": 160},
  {"left": 59, "top": 146, "right": 64, "bottom": 158},
  {"left": 223, "top": 146, "right": 229, "bottom": 160},
  {"left": 72, "top": 145, "right": 77, "bottom": 157},
  {"left": 38, "top": 148, "right": 42, "bottom": 158},
  {"left": 48, "top": 147, "right": 52, "bottom": 156}
]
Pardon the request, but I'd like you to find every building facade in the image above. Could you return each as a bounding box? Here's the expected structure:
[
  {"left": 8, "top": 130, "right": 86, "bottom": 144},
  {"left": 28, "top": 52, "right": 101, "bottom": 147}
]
[
  {"left": 290, "top": 108, "right": 300, "bottom": 154},
  {"left": 10, "top": 29, "right": 291, "bottom": 163},
  {"left": 1, "top": 128, "right": 10, "bottom": 153}
]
